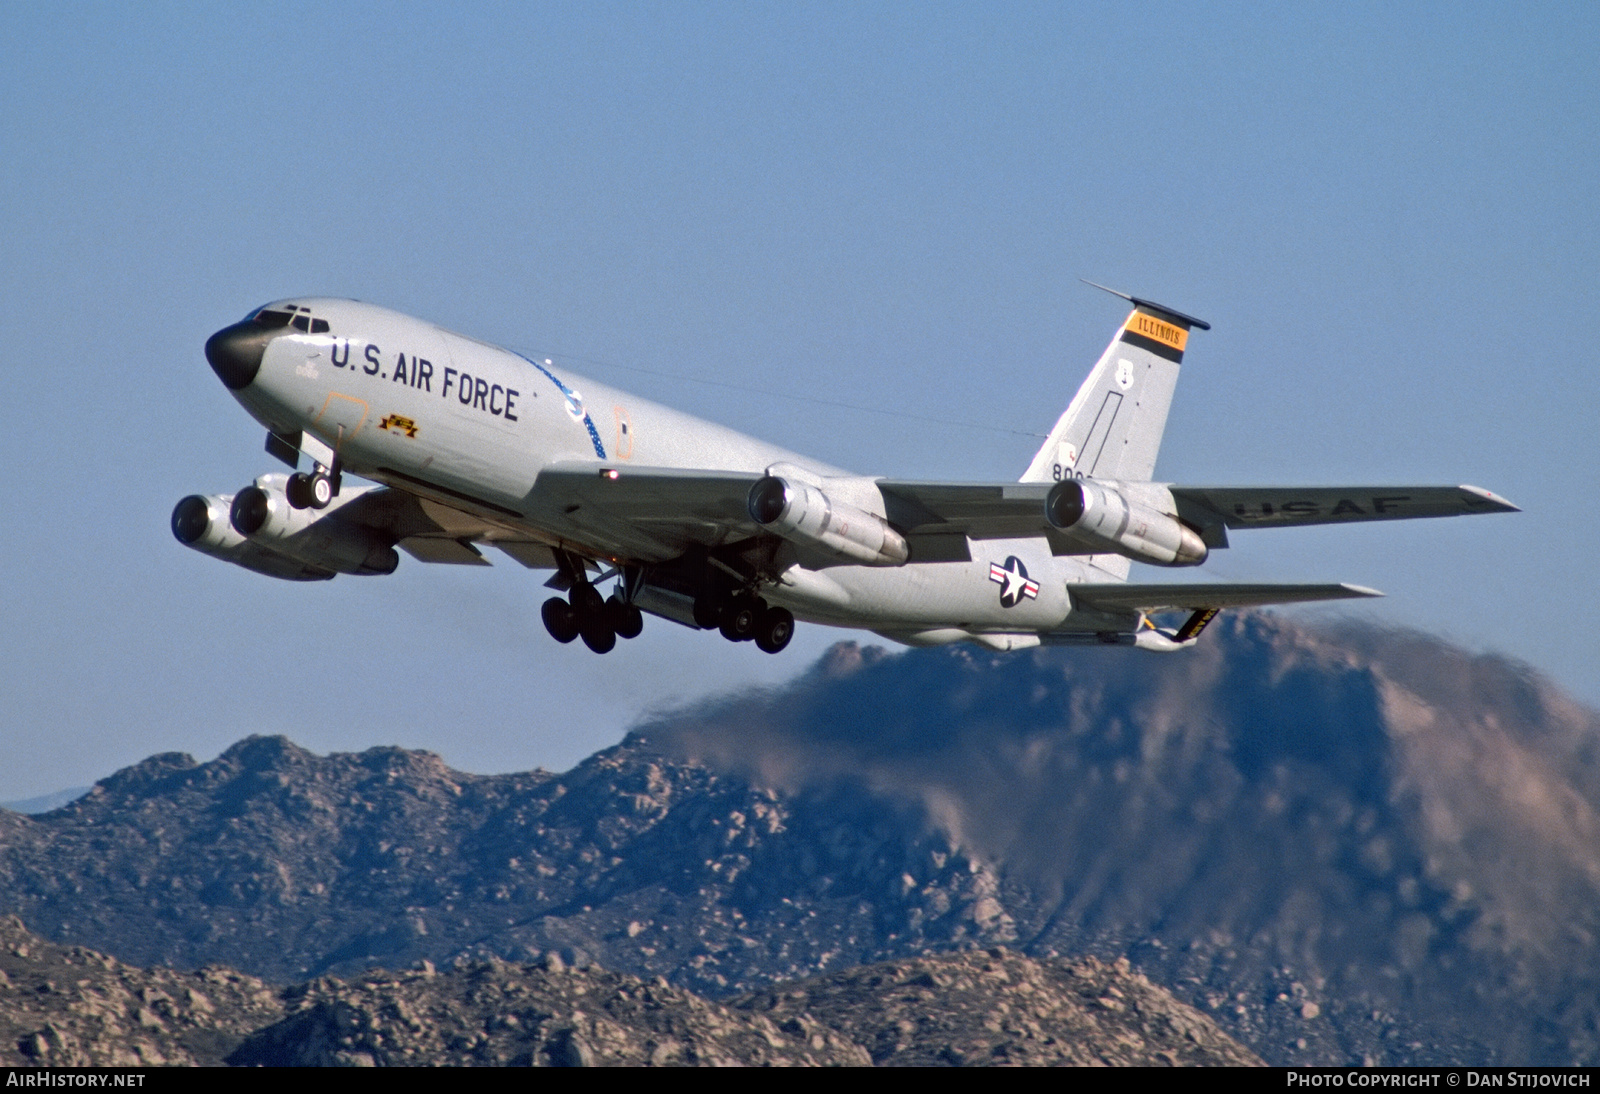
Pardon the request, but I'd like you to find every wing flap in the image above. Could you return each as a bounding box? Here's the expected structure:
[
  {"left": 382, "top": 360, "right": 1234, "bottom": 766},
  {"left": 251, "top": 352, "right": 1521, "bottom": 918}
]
[
  {"left": 535, "top": 464, "right": 764, "bottom": 522},
  {"left": 877, "top": 481, "right": 1052, "bottom": 538},
  {"left": 1072, "top": 581, "right": 1382, "bottom": 613},
  {"left": 532, "top": 463, "right": 767, "bottom": 558},
  {"left": 493, "top": 541, "right": 559, "bottom": 569},
  {"left": 398, "top": 537, "right": 492, "bottom": 566}
]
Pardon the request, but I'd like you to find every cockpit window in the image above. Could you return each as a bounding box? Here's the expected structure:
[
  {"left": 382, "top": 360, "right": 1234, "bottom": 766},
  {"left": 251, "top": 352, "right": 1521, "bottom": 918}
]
[{"left": 249, "top": 306, "right": 330, "bottom": 335}]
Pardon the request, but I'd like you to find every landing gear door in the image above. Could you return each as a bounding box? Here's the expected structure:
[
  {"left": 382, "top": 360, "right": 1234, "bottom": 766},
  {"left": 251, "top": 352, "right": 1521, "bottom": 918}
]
[{"left": 312, "top": 393, "right": 370, "bottom": 452}]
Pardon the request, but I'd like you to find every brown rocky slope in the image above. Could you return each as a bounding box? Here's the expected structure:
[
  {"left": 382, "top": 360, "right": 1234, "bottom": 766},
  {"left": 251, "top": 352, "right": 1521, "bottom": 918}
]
[
  {"left": 1, "top": 613, "right": 1596, "bottom": 1064},
  {"left": 0, "top": 917, "right": 1255, "bottom": 1066}
]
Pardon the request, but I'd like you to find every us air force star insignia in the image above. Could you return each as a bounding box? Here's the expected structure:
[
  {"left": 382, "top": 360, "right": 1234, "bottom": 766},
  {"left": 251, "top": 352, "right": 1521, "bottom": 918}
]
[{"left": 988, "top": 556, "right": 1041, "bottom": 608}]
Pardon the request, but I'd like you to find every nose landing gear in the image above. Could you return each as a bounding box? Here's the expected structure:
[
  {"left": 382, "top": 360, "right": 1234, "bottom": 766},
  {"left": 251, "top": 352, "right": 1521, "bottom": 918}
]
[
  {"left": 285, "top": 450, "right": 342, "bottom": 512},
  {"left": 286, "top": 469, "right": 338, "bottom": 510}
]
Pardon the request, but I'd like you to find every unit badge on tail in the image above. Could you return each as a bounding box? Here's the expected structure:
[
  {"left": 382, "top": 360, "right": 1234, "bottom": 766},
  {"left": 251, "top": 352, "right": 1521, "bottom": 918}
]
[{"left": 989, "top": 556, "right": 1040, "bottom": 608}]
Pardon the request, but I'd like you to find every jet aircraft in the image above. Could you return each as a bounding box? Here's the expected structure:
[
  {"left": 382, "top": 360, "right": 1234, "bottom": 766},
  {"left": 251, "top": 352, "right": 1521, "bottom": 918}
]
[{"left": 176, "top": 287, "right": 1517, "bottom": 655}]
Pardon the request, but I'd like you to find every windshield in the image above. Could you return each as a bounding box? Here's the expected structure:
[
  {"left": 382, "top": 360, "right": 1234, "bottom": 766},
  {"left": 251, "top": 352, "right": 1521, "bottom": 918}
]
[{"left": 249, "top": 305, "right": 329, "bottom": 334}]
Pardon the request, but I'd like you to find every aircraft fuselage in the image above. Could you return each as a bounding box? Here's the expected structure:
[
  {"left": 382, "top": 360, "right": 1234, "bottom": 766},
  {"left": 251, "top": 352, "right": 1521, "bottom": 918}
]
[
  {"left": 217, "top": 298, "right": 1088, "bottom": 647},
  {"left": 188, "top": 292, "right": 1510, "bottom": 654}
]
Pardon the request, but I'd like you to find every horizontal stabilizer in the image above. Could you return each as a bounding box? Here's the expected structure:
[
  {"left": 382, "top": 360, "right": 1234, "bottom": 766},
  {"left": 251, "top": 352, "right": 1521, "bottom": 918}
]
[{"left": 1072, "top": 581, "right": 1381, "bottom": 614}]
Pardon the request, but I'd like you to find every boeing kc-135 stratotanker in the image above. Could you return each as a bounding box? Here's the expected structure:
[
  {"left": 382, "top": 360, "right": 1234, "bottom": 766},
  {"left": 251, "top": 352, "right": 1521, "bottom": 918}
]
[{"left": 176, "top": 285, "right": 1516, "bottom": 655}]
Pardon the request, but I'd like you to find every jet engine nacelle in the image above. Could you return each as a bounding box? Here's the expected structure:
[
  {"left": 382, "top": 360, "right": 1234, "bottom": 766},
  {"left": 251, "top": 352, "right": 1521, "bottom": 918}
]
[
  {"left": 226, "top": 474, "right": 399, "bottom": 576},
  {"left": 171, "top": 493, "right": 337, "bottom": 581},
  {"left": 748, "top": 475, "right": 910, "bottom": 566},
  {"left": 1045, "top": 479, "right": 1207, "bottom": 567}
]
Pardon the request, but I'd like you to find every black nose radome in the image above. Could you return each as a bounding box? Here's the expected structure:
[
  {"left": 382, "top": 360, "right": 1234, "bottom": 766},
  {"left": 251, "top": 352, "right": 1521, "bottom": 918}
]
[{"left": 205, "top": 319, "right": 277, "bottom": 390}]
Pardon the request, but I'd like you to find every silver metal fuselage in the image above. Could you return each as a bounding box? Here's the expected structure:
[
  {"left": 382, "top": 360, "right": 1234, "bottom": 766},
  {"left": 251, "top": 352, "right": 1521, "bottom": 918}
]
[{"left": 230, "top": 299, "right": 1089, "bottom": 644}]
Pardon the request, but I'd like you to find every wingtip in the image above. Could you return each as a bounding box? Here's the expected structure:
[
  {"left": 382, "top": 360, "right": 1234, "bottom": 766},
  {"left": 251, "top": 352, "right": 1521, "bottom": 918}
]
[
  {"left": 1341, "top": 584, "right": 1385, "bottom": 599},
  {"left": 1460, "top": 485, "right": 1521, "bottom": 513}
]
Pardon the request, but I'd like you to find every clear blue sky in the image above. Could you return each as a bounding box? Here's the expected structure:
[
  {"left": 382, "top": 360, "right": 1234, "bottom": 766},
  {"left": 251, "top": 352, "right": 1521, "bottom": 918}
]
[{"left": 1, "top": 2, "right": 1594, "bottom": 800}]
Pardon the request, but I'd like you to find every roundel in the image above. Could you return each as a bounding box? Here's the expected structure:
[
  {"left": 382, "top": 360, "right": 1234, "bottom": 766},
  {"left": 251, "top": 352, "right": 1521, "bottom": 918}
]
[{"left": 988, "top": 555, "right": 1041, "bottom": 608}]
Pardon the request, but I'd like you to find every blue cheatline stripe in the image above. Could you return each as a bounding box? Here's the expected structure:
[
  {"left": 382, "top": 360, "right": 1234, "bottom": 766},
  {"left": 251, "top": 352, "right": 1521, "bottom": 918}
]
[{"left": 515, "top": 352, "right": 607, "bottom": 459}]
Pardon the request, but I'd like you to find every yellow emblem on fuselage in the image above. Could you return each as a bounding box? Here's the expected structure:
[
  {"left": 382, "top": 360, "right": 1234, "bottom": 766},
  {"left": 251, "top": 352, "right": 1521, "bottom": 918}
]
[{"left": 378, "top": 414, "right": 419, "bottom": 438}]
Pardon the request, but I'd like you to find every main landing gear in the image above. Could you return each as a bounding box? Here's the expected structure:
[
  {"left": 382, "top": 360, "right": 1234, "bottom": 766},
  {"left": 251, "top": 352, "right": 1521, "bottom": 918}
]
[
  {"left": 694, "top": 592, "right": 794, "bottom": 654},
  {"left": 539, "top": 551, "right": 793, "bottom": 655},
  {"left": 542, "top": 584, "right": 644, "bottom": 654}
]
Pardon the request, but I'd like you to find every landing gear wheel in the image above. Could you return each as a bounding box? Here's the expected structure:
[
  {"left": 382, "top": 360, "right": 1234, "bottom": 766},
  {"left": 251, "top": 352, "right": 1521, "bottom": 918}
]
[
  {"left": 571, "top": 583, "right": 605, "bottom": 620},
  {"left": 541, "top": 597, "right": 579, "bottom": 643},
  {"left": 719, "top": 596, "right": 761, "bottom": 642},
  {"left": 607, "top": 595, "right": 644, "bottom": 639},
  {"left": 567, "top": 583, "right": 613, "bottom": 652},
  {"left": 580, "top": 616, "right": 617, "bottom": 653},
  {"left": 308, "top": 471, "right": 334, "bottom": 509},
  {"left": 286, "top": 473, "right": 314, "bottom": 509},
  {"left": 754, "top": 606, "right": 794, "bottom": 654},
  {"left": 692, "top": 595, "right": 723, "bottom": 630}
]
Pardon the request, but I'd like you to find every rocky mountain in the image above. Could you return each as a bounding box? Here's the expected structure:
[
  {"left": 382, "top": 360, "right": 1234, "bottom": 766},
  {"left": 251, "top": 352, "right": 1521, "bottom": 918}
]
[
  {"left": 1, "top": 613, "right": 1596, "bottom": 1065},
  {"left": 0, "top": 788, "right": 90, "bottom": 816},
  {"left": 0, "top": 916, "right": 283, "bottom": 1066},
  {"left": 0, "top": 917, "right": 1254, "bottom": 1066}
]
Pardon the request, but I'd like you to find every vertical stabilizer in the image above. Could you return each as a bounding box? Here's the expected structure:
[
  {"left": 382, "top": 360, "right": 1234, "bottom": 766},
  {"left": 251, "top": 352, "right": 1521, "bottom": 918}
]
[{"left": 1020, "top": 289, "right": 1208, "bottom": 485}]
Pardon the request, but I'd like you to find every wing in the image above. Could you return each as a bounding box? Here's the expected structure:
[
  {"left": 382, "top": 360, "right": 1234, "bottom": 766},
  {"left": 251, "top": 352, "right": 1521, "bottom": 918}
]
[
  {"left": 531, "top": 463, "right": 767, "bottom": 561},
  {"left": 535, "top": 468, "right": 1099, "bottom": 561},
  {"left": 1072, "top": 581, "right": 1382, "bottom": 614},
  {"left": 879, "top": 481, "right": 1518, "bottom": 536},
  {"left": 876, "top": 481, "right": 1053, "bottom": 537},
  {"left": 530, "top": 467, "right": 1061, "bottom": 563},
  {"left": 1171, "top": 484, "right": 1517, "bottom": 530},
  {"left": 883, "top": 480, "right": 1517, "bottom": 559},
  {"left": 333, "top": 486, "right": 557, "bottom": 568},
  {"left": 523, "top": 469, "right": 1519, "bottom": 564}
]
